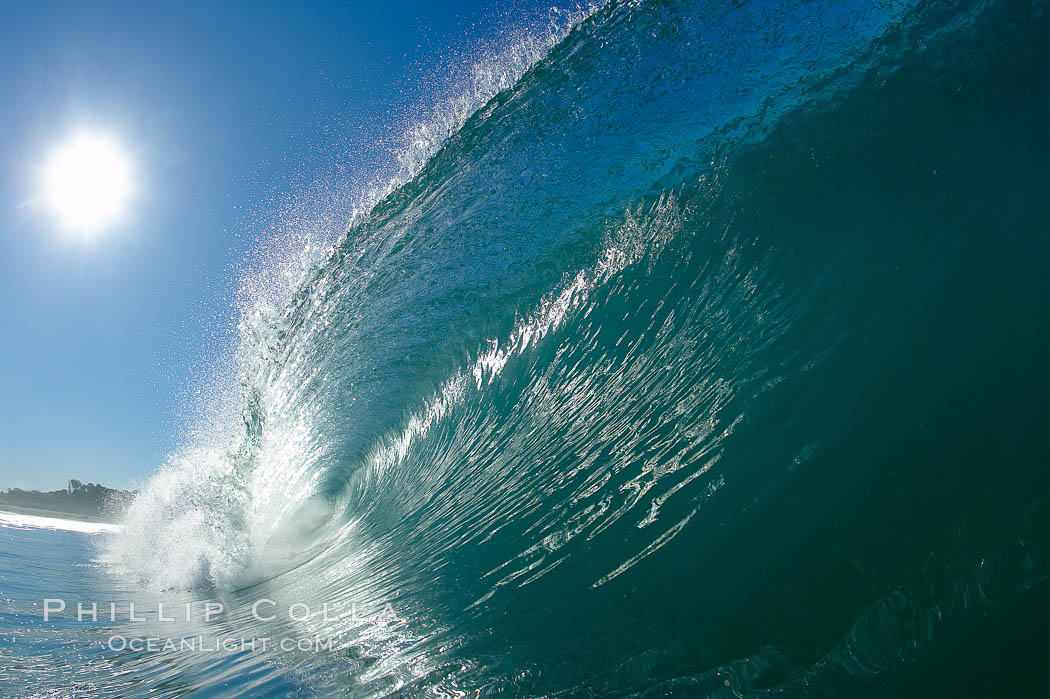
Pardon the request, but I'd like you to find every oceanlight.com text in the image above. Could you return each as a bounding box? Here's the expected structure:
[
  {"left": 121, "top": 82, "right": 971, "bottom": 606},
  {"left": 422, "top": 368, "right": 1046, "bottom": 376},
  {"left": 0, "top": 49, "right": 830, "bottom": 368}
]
[{"left": 106, "top": 635, "right": 339, "bottom": 653}]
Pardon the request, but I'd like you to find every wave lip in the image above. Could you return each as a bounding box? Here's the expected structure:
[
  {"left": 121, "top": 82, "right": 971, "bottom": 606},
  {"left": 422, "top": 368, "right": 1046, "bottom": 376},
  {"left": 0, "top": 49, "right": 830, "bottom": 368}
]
[{"left": 106, "top": 3, "right": 603, "bottom": 592}]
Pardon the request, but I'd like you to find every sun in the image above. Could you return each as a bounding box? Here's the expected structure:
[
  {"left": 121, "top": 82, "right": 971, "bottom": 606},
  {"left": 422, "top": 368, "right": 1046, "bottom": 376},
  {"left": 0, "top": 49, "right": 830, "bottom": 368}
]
[{"left": 43, "top": 132, "right": 133, "bottom": 234}]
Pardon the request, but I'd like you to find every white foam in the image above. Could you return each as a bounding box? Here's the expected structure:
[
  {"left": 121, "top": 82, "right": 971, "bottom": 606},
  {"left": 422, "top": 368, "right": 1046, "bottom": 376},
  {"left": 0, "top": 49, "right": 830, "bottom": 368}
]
[
  {"left": 108, "top": 5, "right": 602, "bottom": 591},
  {"left": 0, "top": 510, "right": 119, "bottom": 534}
]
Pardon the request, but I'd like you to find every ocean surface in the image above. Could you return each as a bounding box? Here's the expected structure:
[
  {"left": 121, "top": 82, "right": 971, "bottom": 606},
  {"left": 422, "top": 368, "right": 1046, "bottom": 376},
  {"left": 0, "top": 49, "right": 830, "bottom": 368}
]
[{"left": 3, "top": 0, "right": 1050, "bottom": 695}]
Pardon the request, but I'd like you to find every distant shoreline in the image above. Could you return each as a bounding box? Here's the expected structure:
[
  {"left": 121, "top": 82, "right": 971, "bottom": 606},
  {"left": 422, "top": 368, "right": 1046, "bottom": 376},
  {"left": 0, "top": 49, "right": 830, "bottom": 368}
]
[{"left": 0, "top": 480, "right": 135, "bottom": 524}]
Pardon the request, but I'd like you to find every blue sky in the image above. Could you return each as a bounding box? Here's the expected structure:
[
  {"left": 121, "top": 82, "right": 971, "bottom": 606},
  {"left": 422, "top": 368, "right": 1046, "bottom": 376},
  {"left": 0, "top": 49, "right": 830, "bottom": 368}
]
[{"left": 0, "top": 0, "right": 572, "bottom": 492}]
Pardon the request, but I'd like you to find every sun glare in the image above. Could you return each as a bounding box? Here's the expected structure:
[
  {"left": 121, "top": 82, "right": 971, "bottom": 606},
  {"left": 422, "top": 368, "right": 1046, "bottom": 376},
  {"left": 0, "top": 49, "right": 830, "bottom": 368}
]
[{"left": 43, "top": 133, "right": 132, "bottom": 234}]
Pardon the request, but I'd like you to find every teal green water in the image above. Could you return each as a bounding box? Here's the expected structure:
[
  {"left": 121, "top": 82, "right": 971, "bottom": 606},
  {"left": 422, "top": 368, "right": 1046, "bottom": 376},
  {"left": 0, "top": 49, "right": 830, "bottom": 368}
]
[{"left": 4, "top": 0, "right": 1050, "bottom": 695}]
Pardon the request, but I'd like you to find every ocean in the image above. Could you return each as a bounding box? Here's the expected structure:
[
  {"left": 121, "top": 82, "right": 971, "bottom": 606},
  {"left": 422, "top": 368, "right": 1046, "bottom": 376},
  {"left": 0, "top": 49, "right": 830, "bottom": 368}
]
[{"left": 3, "top": 0, "right": 1050, "bottom": 695}]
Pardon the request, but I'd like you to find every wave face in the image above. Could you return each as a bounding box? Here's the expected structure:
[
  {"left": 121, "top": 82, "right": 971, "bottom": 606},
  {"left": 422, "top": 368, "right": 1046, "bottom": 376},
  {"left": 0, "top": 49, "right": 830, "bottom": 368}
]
[{"left": 105, "top": 0, "right": 1050, "bottom": 694}]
